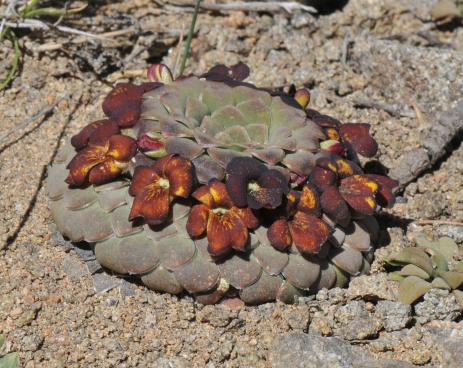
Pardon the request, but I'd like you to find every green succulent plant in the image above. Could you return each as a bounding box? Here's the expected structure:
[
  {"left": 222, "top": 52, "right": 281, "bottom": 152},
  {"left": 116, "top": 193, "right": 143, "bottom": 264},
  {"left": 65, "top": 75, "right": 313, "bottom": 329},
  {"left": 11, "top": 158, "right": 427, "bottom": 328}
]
[
  {"left": 47, "top": 63, "right": 398, "bottom": 305},
  {"left": 0, "top": 335, "right": 18, "bottom": 368},
  {"left": 387, "top": 237, "right": 463, "bottom": 306}
]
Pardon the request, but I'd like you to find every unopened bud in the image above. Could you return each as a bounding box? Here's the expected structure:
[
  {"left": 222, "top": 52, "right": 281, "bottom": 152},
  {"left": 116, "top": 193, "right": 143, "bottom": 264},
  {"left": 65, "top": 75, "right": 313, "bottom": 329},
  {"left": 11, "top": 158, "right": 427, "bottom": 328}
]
[
  {"left": 320, "top": 140, "right": 346, "bottom": 156},
  {"left": 147, "top": 64, "right": 173, "bottom": 84},
  {"left": 294, "top": 88, "right": 310, "bottom": 109},
  {"left": 137, "top": 133, "right": 167, "bottom": 158}
]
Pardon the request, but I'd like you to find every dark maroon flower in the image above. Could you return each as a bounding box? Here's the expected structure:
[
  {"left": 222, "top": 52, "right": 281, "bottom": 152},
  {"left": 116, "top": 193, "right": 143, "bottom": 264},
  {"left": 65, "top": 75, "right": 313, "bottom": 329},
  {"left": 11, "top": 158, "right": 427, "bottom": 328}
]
[
  {"left": 339, "top": 123, "right": 378, "bottom": 157},
  {"left": 225, "top": 157, "right": 289, "bottom": 210},
  {"left": 70, "top": 119, "right": 120, "bottom": 150}
]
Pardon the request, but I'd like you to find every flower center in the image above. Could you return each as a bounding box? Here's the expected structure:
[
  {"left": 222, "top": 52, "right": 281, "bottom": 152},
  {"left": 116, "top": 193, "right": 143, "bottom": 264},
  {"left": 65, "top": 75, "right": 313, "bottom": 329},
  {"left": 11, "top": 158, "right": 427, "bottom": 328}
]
[
  {"left": 212, "top": 208, "right": 229, "bottom": 216},
  {"left": 247, "top": 181, "right": 261, "bottom": 193},
  {"left": 158, "top": 177, "right": 170, "bottom": 189}
]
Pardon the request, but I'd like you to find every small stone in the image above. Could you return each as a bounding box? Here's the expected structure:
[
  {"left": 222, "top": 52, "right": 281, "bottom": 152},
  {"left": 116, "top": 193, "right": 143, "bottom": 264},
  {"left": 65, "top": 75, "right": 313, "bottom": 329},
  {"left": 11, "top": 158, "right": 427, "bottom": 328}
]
[
  {"left": 220, "top": 297, "right": 245, "bottom": 311},
  {"left": 92, "top": 272, "right": 120, "bottom": 293},
  {"left": 71, "top": 244, "right": 95, "bottom": 261},
  {"left": 436, "top": 225, "right": 463, "bottom": 243},
  {"left": 197, "top": 305, "right": 235, "bottom": 327},
  {"left": 414, "top": 289, "right": 461, "bottom": 324},
  {"left": 63, "top": 255, "right": 89, "bottom": 281},
  {"left": 374, "top": 301, "right": 412, "bottom": 332},
  {"left": 334, "top": 301, "right": 382, "bottom": 340},
  {"left": 86, "top": 260, "right": 103, "bottom": 274},
  {"left": 119, "top": 279, "right": 136, "bottom": 297}
]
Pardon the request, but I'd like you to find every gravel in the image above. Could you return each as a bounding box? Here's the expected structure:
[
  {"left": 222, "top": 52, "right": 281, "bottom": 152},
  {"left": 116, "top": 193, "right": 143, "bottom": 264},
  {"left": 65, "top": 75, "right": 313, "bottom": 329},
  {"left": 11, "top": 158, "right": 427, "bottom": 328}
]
[{"left": 414, "top": 289, "right": 462, "bottom": 324}]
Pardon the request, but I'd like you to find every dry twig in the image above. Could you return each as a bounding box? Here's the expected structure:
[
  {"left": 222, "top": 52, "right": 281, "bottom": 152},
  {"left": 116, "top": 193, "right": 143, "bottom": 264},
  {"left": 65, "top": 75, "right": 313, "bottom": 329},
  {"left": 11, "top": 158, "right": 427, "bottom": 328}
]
[{"left": 165, "top": 1, "right": 317, "bottom": 14}]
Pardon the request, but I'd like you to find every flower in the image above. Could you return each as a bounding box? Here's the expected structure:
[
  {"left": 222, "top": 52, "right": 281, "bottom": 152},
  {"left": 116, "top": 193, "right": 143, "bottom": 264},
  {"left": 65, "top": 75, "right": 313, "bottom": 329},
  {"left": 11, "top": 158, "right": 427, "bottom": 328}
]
[
  {"left": 186, "top": 180, "right": 259, "bottom": 256},
  {"left": 267, "top": 184, "right": 331, "bottom": 254},
  {"left": 320, "top": 175, "right": 380, "bottom": 224},
  {"left": 70, "top": 119, "right": 120, "bottom": 150},
  {"left": 102, "top": 82, "right": 161, "bottom": 127},
  {"left": 225, "top": 157, "right": 289, "bottom": 210},
  {"left": 66, "top": 135, "right": 137, "bottom": 186},
  {"left": 339, "top": 123, "right": 378, "bottom": 157},
  {"left": 128, "top": 154, "right": 194, "bottom": 225}
]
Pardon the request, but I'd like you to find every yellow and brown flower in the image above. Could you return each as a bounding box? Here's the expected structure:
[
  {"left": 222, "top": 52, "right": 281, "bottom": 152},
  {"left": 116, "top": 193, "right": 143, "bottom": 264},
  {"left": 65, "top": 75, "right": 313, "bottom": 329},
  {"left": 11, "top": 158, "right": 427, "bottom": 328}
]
[
  {"left": 225, "top": 157, "right": 289, "bottom": 210},
  {"left": 320, "top": 175, "right": 379, "bottom": 224},
  {"left": 128, "top": 155, "right": 195, "bottom": 225},
  {"left": 66, "top": 135, "right": 137, "bottom": 186},
  {"left": 186, "top": 180, "right": 259, "bottom": 256},
  {"left": 267, "top": 185, "right": 331, "bottom": 254}
]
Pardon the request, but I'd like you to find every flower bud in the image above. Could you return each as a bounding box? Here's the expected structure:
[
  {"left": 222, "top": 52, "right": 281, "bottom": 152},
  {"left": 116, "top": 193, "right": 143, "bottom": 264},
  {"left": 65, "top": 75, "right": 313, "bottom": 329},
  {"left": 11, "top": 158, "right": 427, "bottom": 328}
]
[
  {"left": 137, "top": 133, "right": 167, "bottom": 158},
  {"left": 320, "top": 139, "right": 346, "bottom": 156},
  {"left": 147, "top": 64, "right": 173, "bottom": 84},
  {"left": 294, "top": 88, "right": 310, "bottom": 109}
]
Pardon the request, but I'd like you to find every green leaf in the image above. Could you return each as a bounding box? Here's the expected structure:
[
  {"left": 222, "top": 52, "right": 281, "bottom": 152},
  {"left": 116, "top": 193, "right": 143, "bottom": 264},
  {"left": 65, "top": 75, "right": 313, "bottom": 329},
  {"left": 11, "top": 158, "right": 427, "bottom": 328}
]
[
  {"left": 24, "top": 4, "right": 88, "bottom": 18},
  {"left": 0, "top": 352, "right": 19, "bottom": 368}
]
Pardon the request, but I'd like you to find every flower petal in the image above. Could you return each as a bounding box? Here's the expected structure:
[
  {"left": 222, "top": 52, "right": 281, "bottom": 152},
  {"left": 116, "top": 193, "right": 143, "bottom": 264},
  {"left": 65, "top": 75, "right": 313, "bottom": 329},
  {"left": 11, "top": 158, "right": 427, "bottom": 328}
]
[
  {"left": 207, "top": 213, "right": 232, "bottom": 256},
  {"left": 320, "top": 186, "right": 351, "bottom": 224},
  {"left": 71, "top": 119, "right": 120, "bottom": 150},
  {"left": 88, "top": 158, "right": 123, "bottom": 185},
  {"left": 339, "top": 123, "right": 378, "bottom": 157},
  {"left": 335, "top": 157, "right": 362, "bottom": 178},
  {"left": 107, "top": 135, "right": 138, "bottom": 161},
  {"left": 267, "top": 219, "right": 292, "bottom": 251},
  {"left": 289, "top": 212, "right": 331, "bottom": 255},
  {"left": 340, "top": 175, "right": 378, "bottom": 196},
  {"left": 298, "top": 184, "right": 321, "bottom": 217},
  {"left": 226, "top": 174, "right": 248, "bottom": 207},
  {"left": 163, "top": 155, "right": 195, "bottom": 198},
  {"left": 226, "top": 156, "right": 266, "bottom": 177},
  {"left": 209, "top": 179, "right": 234, "bottom": 208},
  {"left": 102, "top": 83, "right": 145, "bottom": 127},
  {"left": 309, "top": 166, "right": 337, "bottom": 192},
  {"left": 247, "top": 187, "right": 284, "bottom": 210},
  {"left": 231, "top": 207, "right": 259, "bottom": 229},
  {"left": 129, "top": 166, "right": 159, "bottom": 196},
  {"left": 129, "top": 186, "right": 170, "bottom": 225},
  {"left": 258, "top": 169, "right": 289, "bottom": 193},
  {"left": 66, "top": 144, "right": 107, "bottom": 186},
  {"left": 186, "top": 204, "right": 209, "bottom": 237},
  {"left": 339, "top": 175, "right": 379, "bottom": 215},
  {"left": 192, "top": 185, "right": 215, "bottom": 207},
  {"left": 365, "top": 174, "right": 398, "bottom": 208}
]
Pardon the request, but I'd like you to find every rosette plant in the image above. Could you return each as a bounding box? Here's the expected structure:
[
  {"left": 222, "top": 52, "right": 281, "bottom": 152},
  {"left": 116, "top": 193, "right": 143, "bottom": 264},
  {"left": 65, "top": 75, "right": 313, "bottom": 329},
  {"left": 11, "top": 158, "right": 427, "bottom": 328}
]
[{"left": 47, "top": 59, "right": 398, "bottom": 304}]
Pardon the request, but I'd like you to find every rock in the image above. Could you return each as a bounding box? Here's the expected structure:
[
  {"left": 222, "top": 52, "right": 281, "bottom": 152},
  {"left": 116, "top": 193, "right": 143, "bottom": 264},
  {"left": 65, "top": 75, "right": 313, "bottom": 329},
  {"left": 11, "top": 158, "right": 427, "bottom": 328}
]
[
  {"left": 347, "top": 273, "right": 398, "bottom": 301},
  {"left": 197, "top": 305, "right": 236, "bottom": 327},
  {"left": 92, "top": 272, "right": 120, "bottom": 293},
  {"left": 334, "top": 301, "right": 382, "bottom": 340},
  {"left": 439, "top": 337, "right": 463, "bottom": 368},
  {"left": 436, "top": 225, "right": 463, "bottom": 244},
  {"left": 414, "top": 289, "right": 461, "bottom": 324},
  {"left": 374, "top": 301, "right": 412, "bottom": 331},
  {"left": 268, "top": 333, "right": 416, "bottom": 368},
  {"left": 63, "top": 255, "right": 88, "bottom": 281}
]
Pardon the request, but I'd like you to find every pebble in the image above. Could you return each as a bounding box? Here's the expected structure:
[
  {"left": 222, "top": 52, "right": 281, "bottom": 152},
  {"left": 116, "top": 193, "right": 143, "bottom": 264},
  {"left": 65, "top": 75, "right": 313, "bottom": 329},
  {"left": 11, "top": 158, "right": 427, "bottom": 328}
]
[
  {"left": 375, "top": 301, "right": 412, "bottom": 332},
  {"left": 414, "top": 289, "right": 461, "bottom": 324}
]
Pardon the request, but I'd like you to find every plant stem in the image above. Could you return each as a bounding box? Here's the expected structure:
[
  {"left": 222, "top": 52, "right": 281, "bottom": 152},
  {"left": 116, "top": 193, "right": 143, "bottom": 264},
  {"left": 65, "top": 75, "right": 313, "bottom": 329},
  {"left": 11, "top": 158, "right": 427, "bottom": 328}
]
[
  {"left": 178, "top": 0, "right": 201, "bottom": 76},
  {"left": 0, "top": 29, "right": 20, "bottom": 90}
]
